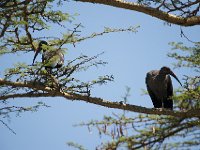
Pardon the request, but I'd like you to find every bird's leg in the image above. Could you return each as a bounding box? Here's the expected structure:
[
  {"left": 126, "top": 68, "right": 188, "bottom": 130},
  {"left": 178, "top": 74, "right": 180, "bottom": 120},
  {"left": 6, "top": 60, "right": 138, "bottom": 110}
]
[
  {"left": 53, "top": 67, "right": 63, "bottom": 92},
  {"left": 48, "top": 68, "right": 52, "bottom": 75},
  {"left": 56, "top": 68, "right": 59, "bottom": 78},
  {"left": 45, "top": 68, "right": 61, "bottom": 90},
  {"left": 163, "top": 97, "right": 173, "bottom": 110},
  {"left": 56, "top": 68, "right": 64, "bottom": 92},
  {"left": 152, "top": 99, "right": 162, "bottom": 109},
  {"left": 43, "top": 67, "right": 52, "bottom": 86}
]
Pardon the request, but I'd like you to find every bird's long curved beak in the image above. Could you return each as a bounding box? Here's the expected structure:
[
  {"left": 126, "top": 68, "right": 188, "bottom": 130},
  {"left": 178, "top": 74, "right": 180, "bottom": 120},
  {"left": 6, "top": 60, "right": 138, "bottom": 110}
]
[
  {"left": 170, "top": 71, "right": 182, "bottom": 86},
  {"left": 32, "top": 48, "right": 40, "bottom": 65}
]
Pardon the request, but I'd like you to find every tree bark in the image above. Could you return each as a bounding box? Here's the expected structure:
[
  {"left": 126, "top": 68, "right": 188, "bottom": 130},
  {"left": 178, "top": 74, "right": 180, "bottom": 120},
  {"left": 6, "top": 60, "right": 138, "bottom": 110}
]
[
  {"left": 75, "top": 0, "right": 200, "bottom": 26},
  {"left": 1, "top": 78, "right": 200, "bottom": 118}
]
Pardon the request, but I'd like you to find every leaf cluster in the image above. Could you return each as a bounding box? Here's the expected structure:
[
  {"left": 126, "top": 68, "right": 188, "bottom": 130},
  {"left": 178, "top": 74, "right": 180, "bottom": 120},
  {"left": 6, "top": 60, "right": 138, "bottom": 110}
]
[{"left": 168, "top": 42, "right": 200, "bottom": 110}]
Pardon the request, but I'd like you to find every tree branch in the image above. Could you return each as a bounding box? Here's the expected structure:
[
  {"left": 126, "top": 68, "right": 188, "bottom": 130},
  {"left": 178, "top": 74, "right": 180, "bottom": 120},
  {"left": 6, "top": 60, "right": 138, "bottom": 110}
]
[
  {"left": 0, "top": 120, "right": 16, "bottom": 135},
  {"left": 1, "top": 78, "right": 200, "bottom": 118},
  {"left": 75, "top": 0, "right": 200, "bottom": 26},
  {"left": 0, "top": 92, "right": 53, "bottom": 100}
]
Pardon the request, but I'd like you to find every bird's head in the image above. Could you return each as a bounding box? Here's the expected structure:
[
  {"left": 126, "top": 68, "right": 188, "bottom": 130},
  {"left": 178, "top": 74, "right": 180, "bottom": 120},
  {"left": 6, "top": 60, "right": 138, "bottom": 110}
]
[
  {"left": 32, "top": 40, "right": 48, "bottom": 65},
  {"left": 160, "top": 66, "right": 182, "bottom": 86},
  {"left": 38, "top": 40, "right": 48, "bottom": 50}
]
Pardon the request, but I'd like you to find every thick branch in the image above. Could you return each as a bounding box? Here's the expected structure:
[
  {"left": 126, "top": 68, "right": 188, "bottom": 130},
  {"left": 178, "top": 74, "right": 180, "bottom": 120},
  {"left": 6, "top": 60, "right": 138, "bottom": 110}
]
[
  {"left": 0, "top": 92, "right": 53, "bottom": 100},
  {"left": 1, "top": 78, "right": 200, "bottom": 118},
  {"left": 75, "top": 0, "right": 200, "bottom": 26}
]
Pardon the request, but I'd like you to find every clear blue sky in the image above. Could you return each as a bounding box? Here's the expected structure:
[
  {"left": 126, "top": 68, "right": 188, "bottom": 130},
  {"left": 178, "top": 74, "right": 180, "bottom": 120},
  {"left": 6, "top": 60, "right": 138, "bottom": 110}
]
[{"left": 1, "top": 1, "right": 199, "bottom": 150}]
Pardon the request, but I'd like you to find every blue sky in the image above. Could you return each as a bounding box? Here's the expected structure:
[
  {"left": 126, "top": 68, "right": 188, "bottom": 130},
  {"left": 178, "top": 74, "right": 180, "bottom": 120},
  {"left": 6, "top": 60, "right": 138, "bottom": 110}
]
[{"left": 1, "top": 1, "right": 199, "bottom": 150}]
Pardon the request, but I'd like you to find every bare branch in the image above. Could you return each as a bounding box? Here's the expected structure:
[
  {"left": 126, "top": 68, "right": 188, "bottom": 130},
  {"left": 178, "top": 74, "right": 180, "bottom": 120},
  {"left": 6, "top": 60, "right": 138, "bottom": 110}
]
[{"left": 0, "top": 92, "right": 53, "bottom": 100}]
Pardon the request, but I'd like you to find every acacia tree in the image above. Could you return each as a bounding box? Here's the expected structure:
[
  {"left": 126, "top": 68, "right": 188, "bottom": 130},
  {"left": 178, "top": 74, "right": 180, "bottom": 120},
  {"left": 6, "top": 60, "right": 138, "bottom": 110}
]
[
  {"left": 76, "top": 42, "right": 200, "bottom": 149},
  {"left": 0, "top": 0, "right": 200, "bottom": 149}
]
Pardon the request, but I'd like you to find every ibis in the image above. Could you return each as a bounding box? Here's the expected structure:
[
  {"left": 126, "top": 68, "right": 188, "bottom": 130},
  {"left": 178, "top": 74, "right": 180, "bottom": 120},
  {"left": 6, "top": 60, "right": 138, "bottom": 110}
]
[
  {"left": 32, "top": 40, "right": 64, "bottom": 73},
  {"left": 145, "top": 66, "right": 182, "bottom": 110}
]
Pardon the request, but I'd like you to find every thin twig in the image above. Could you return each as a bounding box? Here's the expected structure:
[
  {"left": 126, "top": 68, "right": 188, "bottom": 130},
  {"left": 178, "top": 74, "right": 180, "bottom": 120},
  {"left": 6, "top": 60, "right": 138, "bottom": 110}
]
[{"left": 0, "top": 120, "right": 16, "bottom": 135}]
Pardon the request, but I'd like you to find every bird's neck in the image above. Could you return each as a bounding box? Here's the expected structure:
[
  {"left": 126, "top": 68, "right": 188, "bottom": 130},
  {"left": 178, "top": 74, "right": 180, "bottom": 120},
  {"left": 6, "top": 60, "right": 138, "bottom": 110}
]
[{"left": 158, "top": 71, "right": 167, "bottom": 78}]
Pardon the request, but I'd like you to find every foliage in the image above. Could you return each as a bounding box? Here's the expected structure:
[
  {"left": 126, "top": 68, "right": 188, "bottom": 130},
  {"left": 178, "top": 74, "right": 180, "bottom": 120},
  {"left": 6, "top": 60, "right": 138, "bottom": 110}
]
[
  {"left": 75, "top": 42, "right": 200, "bottom": 150},
  {"left": 0, "top": 0, "right": 138, "bottom": 134},
  {"left": 168, "top": 42, "right": 200, "bottom": 110},
  {"left": 0, "top": 0, "right": 200, "bottom": 150}
]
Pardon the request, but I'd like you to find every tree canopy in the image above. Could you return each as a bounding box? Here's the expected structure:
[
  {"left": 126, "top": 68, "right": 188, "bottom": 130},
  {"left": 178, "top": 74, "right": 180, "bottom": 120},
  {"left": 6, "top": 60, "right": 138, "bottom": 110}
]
[{"left": 1, "top": 0, "right": 200, "bottom": 149}]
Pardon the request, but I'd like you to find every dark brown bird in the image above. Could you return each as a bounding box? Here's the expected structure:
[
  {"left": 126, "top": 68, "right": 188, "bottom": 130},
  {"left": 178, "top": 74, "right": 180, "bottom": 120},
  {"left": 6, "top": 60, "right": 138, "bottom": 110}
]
[
  {"left": 145, "top": 66, "right": 182, "bottom": 110},
  {"left": 32, "top": 40, "right": 64, "bottom": 73}
]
